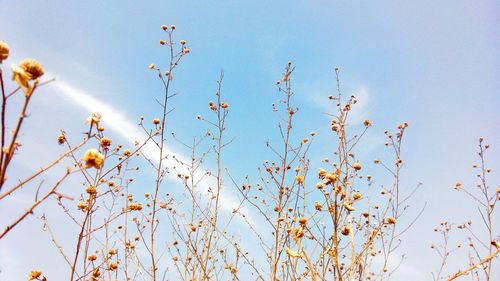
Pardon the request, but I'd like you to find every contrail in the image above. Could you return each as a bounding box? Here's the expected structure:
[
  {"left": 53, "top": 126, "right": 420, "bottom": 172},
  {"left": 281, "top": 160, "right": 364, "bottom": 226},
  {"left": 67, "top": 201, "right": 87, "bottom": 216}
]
[{"left": 49, "top": 75, "right": 251, "bottom": 222}]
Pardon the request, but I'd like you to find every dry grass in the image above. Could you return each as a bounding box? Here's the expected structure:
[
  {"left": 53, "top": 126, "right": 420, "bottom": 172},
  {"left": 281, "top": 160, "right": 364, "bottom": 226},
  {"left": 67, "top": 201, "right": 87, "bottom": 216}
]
[{"left": 0, "top": 26, "right": 497, "bottom": 281}]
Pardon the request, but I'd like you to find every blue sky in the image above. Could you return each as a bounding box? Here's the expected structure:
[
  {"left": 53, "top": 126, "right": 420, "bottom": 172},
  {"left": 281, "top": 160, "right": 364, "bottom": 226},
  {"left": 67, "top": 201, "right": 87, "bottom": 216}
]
[{"left": 1, "top": 0, "right": 499, "bottom": 280}]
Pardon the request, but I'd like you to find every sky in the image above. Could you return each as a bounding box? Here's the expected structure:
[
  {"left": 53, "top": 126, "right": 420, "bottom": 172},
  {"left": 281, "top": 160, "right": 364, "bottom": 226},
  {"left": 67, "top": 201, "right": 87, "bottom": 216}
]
[{"left": 0, "top": 0, "right": 499, "bottom": 280}]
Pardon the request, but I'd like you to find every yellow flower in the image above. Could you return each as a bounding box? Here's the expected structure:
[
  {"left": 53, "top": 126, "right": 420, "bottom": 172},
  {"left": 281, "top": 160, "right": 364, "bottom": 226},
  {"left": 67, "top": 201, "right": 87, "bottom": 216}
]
[
  {"left": 82, "top": 148, "right": 105, "bottom": 169},
  {"left": 0, "top": 41, "right": 9, "bottom": 63}
]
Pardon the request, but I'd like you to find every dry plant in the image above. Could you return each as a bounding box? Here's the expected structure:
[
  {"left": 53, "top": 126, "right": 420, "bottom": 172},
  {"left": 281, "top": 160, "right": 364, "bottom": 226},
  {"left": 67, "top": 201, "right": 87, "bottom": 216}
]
[
  {"left": 0, "top": 22, "right": 497, "bottom": 281},
  {"left": 431, "top": 138, "right": 498, "bottom": 281}
]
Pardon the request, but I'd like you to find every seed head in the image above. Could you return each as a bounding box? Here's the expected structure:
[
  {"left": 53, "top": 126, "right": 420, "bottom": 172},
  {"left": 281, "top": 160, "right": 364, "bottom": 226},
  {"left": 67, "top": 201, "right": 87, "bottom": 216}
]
[{"left": 0, "top": 41, "right": 9, "bottom": 63}]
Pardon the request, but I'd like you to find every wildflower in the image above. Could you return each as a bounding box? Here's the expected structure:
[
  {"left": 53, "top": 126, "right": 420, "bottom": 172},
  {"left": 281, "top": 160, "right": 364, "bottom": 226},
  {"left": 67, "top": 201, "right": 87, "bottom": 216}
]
[
  {"left": 292, "top": 226, "right": 304, "bottom": 239},
  {"left": 363, "top": 119, "right": 372, "bottom": 126},
  {"left": 0, "top": 41, "right": 9, "bottom": 63},
  {"left": 314, "top": 201, "right": 322, "bottom": 211},
  {"left": 11, "top": 65, "right": 31, "bottom": 89},
  {"left": 170, "top": 25, "right": 176, "bottom": 30},
  {"left": 86, "top": 185, "right": 97, "bottom": 195},
  {"left": 341, "top": 226, "right": 351, "bottom": 236},
  {"left": 108, "top": 262, "right": 118, "bottom": 271},
  {"left": 318, "top": 169, "right": 327, "bottom": 178},
  {"left": 182, "top": 47, "right": 190, "bottom": 54},
  {"left": 286, "top": 247, "right": 301, "bottom": 258},
  {"left": 352, "top": 162, "right": 362, "bottom": 171},
  {"left": 88, "top": 254, "right": 97, "bottom": 261},
  {"left": 331, "top": 123, "right": 340, "bottom": 132},
  {"left": 82, "top": 148, "right": 105, "bottom": 169},
  {"left": 100, "top": 137, "right": 112, "bottom": 148},
  {"left": 324, "top": 172, "right": 337, "bottom": 184},
  {"left": 86, "top": 112, "right": 101, "bottom": 126},
  {"left": 343, "top": 202, "right": 355, "bottom": 212},
  {"left": 296, "top": 175, "right": 304, "bottom": 185},
  {"left": 13, "top": 58, "right": 45, "bottom": 89},
  {"left": 77, "top": 201, "right": 88, "bottom": 211},
  {"left": 179, "top": 39, "right": 187, "bottom": 45},
  {"left": 298, "top": 216, "right": 307, "bottom": 225},
  {"left": 128, "top": 203, "right": 143, "bottom": 211},
  {"left": 108, "top": 248, "right": 117, "bottom": 255},
  {"left": 162, "top": 24, "right": 168, "bottom": 30},
  {"left": 190, "top": 224, "right": 197, "bottom": 232},
  {"left": 92, "top": 268, "right": 100, "bottom": 278},
  {"left": 353, "top": 192, "right": 362, "bottom": 200},
  {"left": 123, "top": 149, "right": 131, "bottom": 156},
  {"left": 316, "top": 182, "right": 324, "bottom": 190},
  {"left": 27, "top": 270, "right": 42, "bottom": 280},
  {"left": 149, "top": 63, "right": 155, "bottom": 69},
  {"left": 387, "top": 217, "right": 397, "bottom": 224},
  {"left": 220, "top": 102, "right": 229, "bottom": 109},
  {"left": 153, "top": 117, "right": 160, "bottom": 125},
  {"left": 57, "top": 133, "right": 66, "bottom": 145},
  {"left": 159, "top": 40, "right": 166, "bottom": 45}
]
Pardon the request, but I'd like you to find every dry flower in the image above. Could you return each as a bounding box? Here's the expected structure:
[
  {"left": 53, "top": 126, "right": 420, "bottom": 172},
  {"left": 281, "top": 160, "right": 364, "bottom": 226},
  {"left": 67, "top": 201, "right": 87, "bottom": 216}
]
[
  {"left": 286, "top": 247, "right": 301, "bottom": 258},
  {"left": 77, "top": 201, "right": 88, "bottom": 211},
  {"left": 108, "top": 262, "right": 118, "bottom": 271},
  {"left": 353, "top": 162, "right": 362, "bottom": 171},
  {"left": 86, "top": 112, "right": 101, "bottom": 126},
  {"left": 57, "top": 133, "right": 66, "bottom": 145},
  {"left": 353, "top": 192, "right": 362, "bottom": 200},
  {"left": 343, "top": 202, "right": 356, "bottom": 212},
  {"left": 82, "top": 148, "right": 105, "bottom": 169},
  {"left": 86, "top": 185, "right": 97, "bottom": 195},
  {"left": 298, "top": 216, "right": 307, "bottom": 225},
  {"left": 296, "top": 175, "right": 304, "bottom": 185},
  {"left": 27, "top": 270, "right": 42, "bottom": 280},
  {"left": 341, "top": 226, "right": 351, "bottom": 236},
  {"left": 387, "top": 217, "right": 397, "bottom": 224},
  {"left": 100, "top": 137, "right": 112, "bottom": 148},
  {"left": 0, "top": 41, "right": 9, "bottom": 63},
  {"left": 108, "top": 248, "right": 117, "bottom": 255},
  {"left": 314, "top": 201, "right": 322, "bottom": 211}
]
